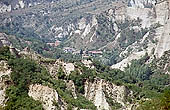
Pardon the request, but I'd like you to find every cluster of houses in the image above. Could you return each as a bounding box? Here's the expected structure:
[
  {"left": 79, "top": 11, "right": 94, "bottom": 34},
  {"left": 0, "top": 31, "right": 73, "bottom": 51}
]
[
  {"left": 47, "top": 40, "right": 60, "bottom": 47},
  {"left": 46, "top": 40, "right": 103, "bottom": 58},
  {"left": 63, "top": 47, "right": 103, "bottom": 58},
  {"left": 81, "top": 50, "right": 103, "bottom": 58}
]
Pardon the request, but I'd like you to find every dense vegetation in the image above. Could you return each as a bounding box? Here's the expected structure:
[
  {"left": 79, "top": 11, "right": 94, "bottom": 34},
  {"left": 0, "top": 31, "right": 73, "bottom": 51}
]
[
  {"left": 68, "top": 55, "right": 170, "bottom": 109},
  {"left": 0, "top": 46, "right": 12, "bottom": 60},
  {"left": 0, "top": 0, "right": 169, "bottom": 109},
  {"left": 0, "top": 46, "right": 96, "bottom": 110},
  {"left": 137, "top": 89, "right": 170, "bottom": 110},
  {"left": 0, "top": 47, "right": 44, "bottom": 110},
  {"left": 6, "top": 35, "right": 82, "bottom": 62},
  {"left": 96, "top": 14, "right": 116, "bottom": 43},
  {"left": 96, "top": 55, "right": 170, "bottom": 98},
  {"left": 68, "top": 64, "right": 97, "bottom": 94},
  {"left": 0, "top": 45, "right": 169, "bottom": 110}
]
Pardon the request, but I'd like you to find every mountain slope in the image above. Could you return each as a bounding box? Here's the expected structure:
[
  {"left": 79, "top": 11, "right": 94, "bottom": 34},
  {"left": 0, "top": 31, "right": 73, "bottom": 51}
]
[{"left": 0, "top": 42, "right": 170, "bottom": 110}]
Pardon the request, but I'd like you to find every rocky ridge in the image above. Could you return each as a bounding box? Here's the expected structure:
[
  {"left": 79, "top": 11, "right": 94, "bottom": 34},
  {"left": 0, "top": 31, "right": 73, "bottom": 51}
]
[
  {"left": 112, "top": 0, "right": 170, "bottom": 70},
  {"left": 84, "top": 78, "right": 131, "bottom": 110},
  {"left": 28, "top": 84, "right": 59, "bottom": 110},
  {"left": 0, "top": 61, "right": 11, "bottom": 107},
  {"left": 0, "top": 32, "right": 169, "bottom": 110},
  {"left": 0, "top": 44, "right": 132, "bottom": 110},
  {"left": 0, "top": 0, "right": 170, "bottom": 109}
]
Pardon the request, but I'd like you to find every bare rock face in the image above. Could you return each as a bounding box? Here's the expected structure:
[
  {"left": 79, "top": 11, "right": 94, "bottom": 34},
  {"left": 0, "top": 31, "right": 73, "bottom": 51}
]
[
  {"left": 28, "top": 84, "right": 59, "bottom": 110},
  {"left": 155, "top": 19, "right": 170, "bottom": 58},
  {"left": 128, "top": 0, "right": 156, "bottom": 8},
  {"left": 111, "top": 51, "right": 146, "bottom": 71},
  {"left": 40, "top": 60, "right": 59, "bottom": 78},
  {"left": 66, "top": 80, "right": 77, "bottom": 99},
  {"left": 84, "top": 78, "right": 130, "bottom": 110},
  {"left": 0, "top": 61, "right": 11, "bottom": 107},
  {"left": 84, "top": 78, "right": 110, "bottom": 110},
  {"left": 82, "top": 60, "right": 95, "bottom": 69},
  {"left": 155, "top": 1, "right": 170, "bottom": 25},
  {"left": 0, "top": 33, "right": 11, "bottom": 46},
  {"left": 126, "top": 0, "right": 169, "bottom": 27},
  {"left": 62, "top": 62, "right": 75, "bottom": 75},
  {"left": 154, "top": 0, "right": 170, "bottom": 58},
  {"left": 126, "top": 7, "right": 154, "bottom": 28},
  {"left": 47, "top": 63, "right": 59, "bottom": 78},
  {"left": 154, "top": 50, "right": 170, "bottom": 74},
  {"left": 0, "top": 4, "right": 11, "bottom": 13},
  {"left": 0, "top": 0, "right": 47, "bottom": 13},
  {"left": 112, "top": 0, "right": 170, "bottom": 70}
]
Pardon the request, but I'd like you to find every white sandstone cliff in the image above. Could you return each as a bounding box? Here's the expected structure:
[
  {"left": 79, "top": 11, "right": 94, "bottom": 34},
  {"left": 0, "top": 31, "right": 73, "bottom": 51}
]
[
  {"left": 28, "top": 84, "right": 59, "bottom": 110},
  {"left": 84, "top": 78, "right": 130, "bottom": 110},
  {"left": 0, "top": 61, "right": 11, "bottom": 107},
  {"left": 112, "top": 0, "right": 170, "bottom": 70}
]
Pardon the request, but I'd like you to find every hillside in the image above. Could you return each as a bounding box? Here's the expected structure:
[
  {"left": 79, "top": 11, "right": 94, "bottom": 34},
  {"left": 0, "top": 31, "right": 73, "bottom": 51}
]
[
  {"left": 0, "top": 0, "right": 170, "bottom": 67},
  {"left": 0, "top": 42, "right": 170, "bottom": 110},
  {"left": 0, "top": 0, "right": 170, "bottom": 110}
]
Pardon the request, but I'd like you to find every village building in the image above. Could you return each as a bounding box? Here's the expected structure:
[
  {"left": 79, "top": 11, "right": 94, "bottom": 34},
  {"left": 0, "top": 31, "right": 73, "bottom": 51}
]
[{"left": 63, "top": 47, "right": 76, "bottom": 53}]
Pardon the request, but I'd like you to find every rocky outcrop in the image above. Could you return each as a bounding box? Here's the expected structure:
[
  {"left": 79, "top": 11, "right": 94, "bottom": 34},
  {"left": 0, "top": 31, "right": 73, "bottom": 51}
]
[
  {"left": 126, "top": 6, "right": 154, "bottom": 28},
  {"left": 0, "top": 61, "right": 11, "bottom": 107},
  {"left": 154, "top": 0, "right": 170, "bottom": 58},
  {"left": 111, "top": 0, "right": 170, "bottom": 70},
  {"left": 47, "top": 63, "right": 59, "bottom": 78},
  {"left": 126, "top": 0, "right": 169, "bottom": 27},
  {"left": 155, "top": 19, "right": 170, "bottom": 58},
  {"left": 28, "top": 84, "right": 59, "bottom": 110},
  {"left": 0, "top": 4, "right": 11, "bottom": 13},
  {"left": 0, "top": 0, "right": 51, "bottom": 13},
  {"left": 128, "top": 0, "right": 156, "bottom": 8},
  {"left": 111, "top": 30, "right": 157, "bottom": 70},
  {"left": 84, "top": 79, "right": 110, "bottom": 110},
  {"left": 62, "top": 62, "right": 75, "bottom": 75},
  {"left": 84, "top": 78, "right": 130, "bottom": 110},
  {"left": 0, "top": 33, "right": 11, "bottom": 46},
  {"left": 66, "top": 80, "right": 77, "bottom": 99},
  {"left": 82, "top": 60, "right": 95, "bottom": 69},
  {"left": 111, "top": 51, "right": 146, "bottom": 70},
  {"left": 155, "top": 0, "right": 170, "bottom": 25},
  {"left": 154, "top": 50, "right": 170, "bottom": 74}
]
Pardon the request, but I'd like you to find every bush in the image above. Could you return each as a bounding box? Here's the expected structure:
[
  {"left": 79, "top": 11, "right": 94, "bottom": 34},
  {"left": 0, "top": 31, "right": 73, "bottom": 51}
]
[
  {"left": 68, "top": 65, "right": 96, "bottom": 94},
  {"left": 0, "top": 46, "right": 12, "bottom": 60},
  {"left": 137, "top": 89, "right": 170, "bottom": 110}
]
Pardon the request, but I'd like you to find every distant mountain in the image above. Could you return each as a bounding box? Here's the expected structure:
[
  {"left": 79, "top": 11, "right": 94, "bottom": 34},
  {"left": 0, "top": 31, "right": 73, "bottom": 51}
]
[
  {"left": 0, "top": 0, "right": 170, "bottom": 66},
  {"left": 0, "top": 0, "right": 116, "bottom": 13}
]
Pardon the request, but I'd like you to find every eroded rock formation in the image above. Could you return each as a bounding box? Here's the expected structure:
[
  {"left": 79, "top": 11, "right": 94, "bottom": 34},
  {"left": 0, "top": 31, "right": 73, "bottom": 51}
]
[
  {"left": 0, "top": 61, "right": 11, "bottom": 107},
  {"left": 28, "top": 84, "right": 59, "bottom": 110},
  {"left": 84, "top": 78, "right": 130, "bottom": 110}
]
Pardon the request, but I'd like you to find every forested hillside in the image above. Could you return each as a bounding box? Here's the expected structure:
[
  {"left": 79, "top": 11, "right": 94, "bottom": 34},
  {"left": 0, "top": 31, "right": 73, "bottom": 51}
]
[
  {"left": 0, "top": 0, "right": 170, "bottom": 110},
  {"left": 0, "top": 44, "right": 169, "bottom": 109}
]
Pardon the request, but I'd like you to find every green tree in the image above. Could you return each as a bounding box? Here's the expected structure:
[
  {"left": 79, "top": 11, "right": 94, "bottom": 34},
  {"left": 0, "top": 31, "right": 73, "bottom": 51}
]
[
  {"left": 0, "top": 46, "right": 12, "bottom": 60},
  {"left": 57, "top": 66, "right": 66, "bottom": 79}
]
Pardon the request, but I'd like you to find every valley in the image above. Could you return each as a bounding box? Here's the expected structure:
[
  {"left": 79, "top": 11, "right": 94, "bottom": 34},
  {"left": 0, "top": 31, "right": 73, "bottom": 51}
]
[{"left": 0, "top": 0, "right": 170, "bottom": 110}]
